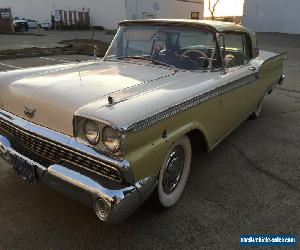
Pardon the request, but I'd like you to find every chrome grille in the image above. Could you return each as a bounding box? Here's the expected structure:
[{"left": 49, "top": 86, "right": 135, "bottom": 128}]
[{"left": 0, "top": 119, "right": 122, "bottom": 183}]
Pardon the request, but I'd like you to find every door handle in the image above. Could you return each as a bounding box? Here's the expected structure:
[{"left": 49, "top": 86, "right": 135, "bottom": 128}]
[{"left": 248, "top": 66, "right": 257, "bottom": 72}]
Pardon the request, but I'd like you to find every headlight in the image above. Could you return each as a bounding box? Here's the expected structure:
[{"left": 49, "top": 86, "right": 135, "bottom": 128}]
[
  {"left": 102, "top": 126, "right": 122, "bottom": 153},
  {"left": 74, "top": 116, "right": 125, "bottom": 155},
  {"left": 83, "top": 120, "right": 100, "bottom": 145}
]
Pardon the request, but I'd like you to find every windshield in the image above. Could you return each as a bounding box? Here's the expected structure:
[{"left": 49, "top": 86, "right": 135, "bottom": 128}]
[{"left": 104, "top": 25, "right": 221, "bottom": 71}]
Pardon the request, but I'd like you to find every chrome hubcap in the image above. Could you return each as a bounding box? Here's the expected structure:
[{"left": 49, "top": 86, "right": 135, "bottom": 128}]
[{"left": 162, "top": 145, "right": 185, "bottom": 195}]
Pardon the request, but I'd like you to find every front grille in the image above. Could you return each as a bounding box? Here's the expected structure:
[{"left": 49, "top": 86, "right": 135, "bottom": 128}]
[{"left": 0, "top": 119, "right": 122, "bottom": 183}]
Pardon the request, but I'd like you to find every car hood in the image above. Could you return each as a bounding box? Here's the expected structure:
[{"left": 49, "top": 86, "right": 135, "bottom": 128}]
[
  {"left": 2, "top": 60, "right": 176, "bottom": 136},
  {"left": 13, "top": 20, "right": 27, "bottom": 24}
]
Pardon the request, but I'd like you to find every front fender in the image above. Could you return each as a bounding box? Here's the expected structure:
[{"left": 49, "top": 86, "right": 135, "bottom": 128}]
[{"left": 125, "top": 120, "right": 209, "bottom": 181}]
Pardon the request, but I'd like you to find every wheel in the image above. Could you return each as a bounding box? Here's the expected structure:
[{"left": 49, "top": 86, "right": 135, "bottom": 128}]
[
  {"left": 249, "top": 96, "right": 264, "bottom": 120},
  {"left": 157, "top": 136, "right": 192, "bottom": 208},
  {"left": 182, "top": 49, "right": 208, "bottom": 60},
  {"left": 37, "top": 24, "right": 42, "bottom": 29}
]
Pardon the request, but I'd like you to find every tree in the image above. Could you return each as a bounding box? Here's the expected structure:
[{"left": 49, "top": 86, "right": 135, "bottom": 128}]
[{"left": 208, "top": 0, "right": 220, "bottom": 20}]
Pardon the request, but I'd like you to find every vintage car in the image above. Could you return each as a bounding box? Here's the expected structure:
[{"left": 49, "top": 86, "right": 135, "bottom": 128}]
[{"left": 0, "top": 20, "right": 286, "bottom": 223}]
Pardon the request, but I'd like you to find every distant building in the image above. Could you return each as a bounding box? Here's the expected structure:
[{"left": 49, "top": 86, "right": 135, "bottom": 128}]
[
  {"left": 243, "top": 0, "right": 300, "bottom": 34},
  {"left": 0, "top": 8, "right": 13, "bottom": 32},
  {"left": 0, "top": 0, "right": 204, "bottom": 30}
]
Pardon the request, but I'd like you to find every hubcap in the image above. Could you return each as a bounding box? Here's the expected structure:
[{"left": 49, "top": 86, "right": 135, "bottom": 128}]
[{"left": 162, "top": 145, "right": 185, "bottom": 195}]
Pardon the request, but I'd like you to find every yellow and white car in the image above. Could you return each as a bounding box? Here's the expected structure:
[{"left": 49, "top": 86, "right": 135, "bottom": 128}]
[{"left": 0, "top": 20, "right": 286, "bottom": 223}]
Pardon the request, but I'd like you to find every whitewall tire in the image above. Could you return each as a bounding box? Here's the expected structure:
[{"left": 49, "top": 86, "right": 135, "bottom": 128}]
[{"left": 158, "top": 136, "right": 192, "bottom": 208}]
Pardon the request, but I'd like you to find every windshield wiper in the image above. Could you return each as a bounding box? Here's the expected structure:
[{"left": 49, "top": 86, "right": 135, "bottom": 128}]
[{"left": 115, "top": 56, "right": 178, "bottom": 72}]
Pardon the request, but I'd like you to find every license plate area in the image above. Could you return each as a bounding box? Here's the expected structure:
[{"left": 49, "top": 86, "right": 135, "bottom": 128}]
[{"left": 12, "top": 155, "right": 36, "bottom": 184}]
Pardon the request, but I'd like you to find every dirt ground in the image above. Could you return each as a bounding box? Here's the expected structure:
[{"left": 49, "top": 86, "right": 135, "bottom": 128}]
[{"left": 0, "top": 29, "right": 114, "bottom": 50}]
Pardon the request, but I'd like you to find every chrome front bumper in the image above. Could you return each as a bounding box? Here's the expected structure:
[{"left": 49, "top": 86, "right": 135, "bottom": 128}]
[{"left": 0, "top": 110, "right": 157, "bottom": 224}]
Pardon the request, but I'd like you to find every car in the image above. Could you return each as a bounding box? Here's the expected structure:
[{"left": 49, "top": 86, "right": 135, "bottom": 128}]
[
  {"left": 37, "top": 20, "right": 52, "bottom": 30},
  {"left": 0, "top": 20, "right": 286, "bottom": 224},
  {"left": 13, "top": 19, "right": 29, "bottom": 31},
  {"left": 26, "top": 19, "right": 38, "bottom": 29}
]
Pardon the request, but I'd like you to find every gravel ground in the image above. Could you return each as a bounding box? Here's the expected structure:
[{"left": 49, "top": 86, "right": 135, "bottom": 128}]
[{"left": 0, "top": 33, "right": 299, "bottom": 249}]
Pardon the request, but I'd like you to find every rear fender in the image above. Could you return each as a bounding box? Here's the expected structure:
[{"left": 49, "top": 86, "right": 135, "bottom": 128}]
[{"left": 257, "top": 52, "right": 287, "bottom": 80}]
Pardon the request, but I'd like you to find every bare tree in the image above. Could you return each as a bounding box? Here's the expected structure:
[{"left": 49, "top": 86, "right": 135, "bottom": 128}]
[{"left": 208, "top": 0, "right": 220, "bottom": 20}]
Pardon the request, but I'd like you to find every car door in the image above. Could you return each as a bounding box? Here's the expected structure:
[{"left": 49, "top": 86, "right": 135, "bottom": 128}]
[{"left": 219, "top": 33, "right": 261, "bottom": 135}]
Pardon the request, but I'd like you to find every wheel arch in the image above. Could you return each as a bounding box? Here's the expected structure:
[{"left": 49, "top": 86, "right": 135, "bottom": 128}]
[
  {"left": 126, "top": 122, "right": 211, "bottom": 182},
  {"left": 186, "top": 128, "right": 209, "bottom": 154},
  {"left": 161, "top": 121, "right": 210, "bottom": 155}
]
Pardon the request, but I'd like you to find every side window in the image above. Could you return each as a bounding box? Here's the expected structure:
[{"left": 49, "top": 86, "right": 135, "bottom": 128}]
[
  {"left": 178, "top": 30, "right": 219, "bottom": 70},
  {"left": 179, "top": 31, "right": 215, "bottom": 49},
  {"left": 223, "top": 33, "right": 251, "bottom": 68}
]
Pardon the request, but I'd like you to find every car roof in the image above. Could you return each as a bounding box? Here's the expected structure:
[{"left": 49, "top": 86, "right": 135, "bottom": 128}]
[{"left": 119, "top": 19, "right": 252, "bottom": 34}]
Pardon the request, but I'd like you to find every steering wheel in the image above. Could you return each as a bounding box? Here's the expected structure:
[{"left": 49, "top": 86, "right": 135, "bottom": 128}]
[{"left": 182, "top": 49, "right": 208, "bottom": 60}]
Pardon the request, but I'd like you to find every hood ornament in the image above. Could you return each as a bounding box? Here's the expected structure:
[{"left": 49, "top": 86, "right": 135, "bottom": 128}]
[
  {"left": 107, "top": 96, "right": 115, "bottom": 106},
  {"left": 24, "top": 107, "right": 36, "bottom": 118}
]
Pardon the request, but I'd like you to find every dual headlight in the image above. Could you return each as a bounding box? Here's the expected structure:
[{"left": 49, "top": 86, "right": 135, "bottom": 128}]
[{"left": 78, "top": 119, "right": 124, "bottom": 154}]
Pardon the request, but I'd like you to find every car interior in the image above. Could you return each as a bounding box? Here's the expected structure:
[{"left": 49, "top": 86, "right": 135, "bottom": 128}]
[
  {"left": 222, "top": 33, "right": 251, "bottom": 67},
  {"left": 121, "top": 27, "right": 220, "bottom": 71}
]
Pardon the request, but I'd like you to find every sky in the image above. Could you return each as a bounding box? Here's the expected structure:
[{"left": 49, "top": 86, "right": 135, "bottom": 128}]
[{"left": 204, "top": 0, "right": 245, "bottom": 17}]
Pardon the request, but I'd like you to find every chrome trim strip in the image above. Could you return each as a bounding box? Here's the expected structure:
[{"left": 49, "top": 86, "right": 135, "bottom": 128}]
[
  {"left": 0, "top": 109, "right": 134, "bottom": 183},
  {"left": 127, "top": 73, "right": 257, "bottom": 132}
]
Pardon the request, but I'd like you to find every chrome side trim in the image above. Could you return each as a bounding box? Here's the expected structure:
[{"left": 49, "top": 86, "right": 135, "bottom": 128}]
[
  {"left": 0, "top": 109, "right": 135, "bottom": 184},
  {"left": 127, "top": 73, "right": 257, "bottom": 132}
]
